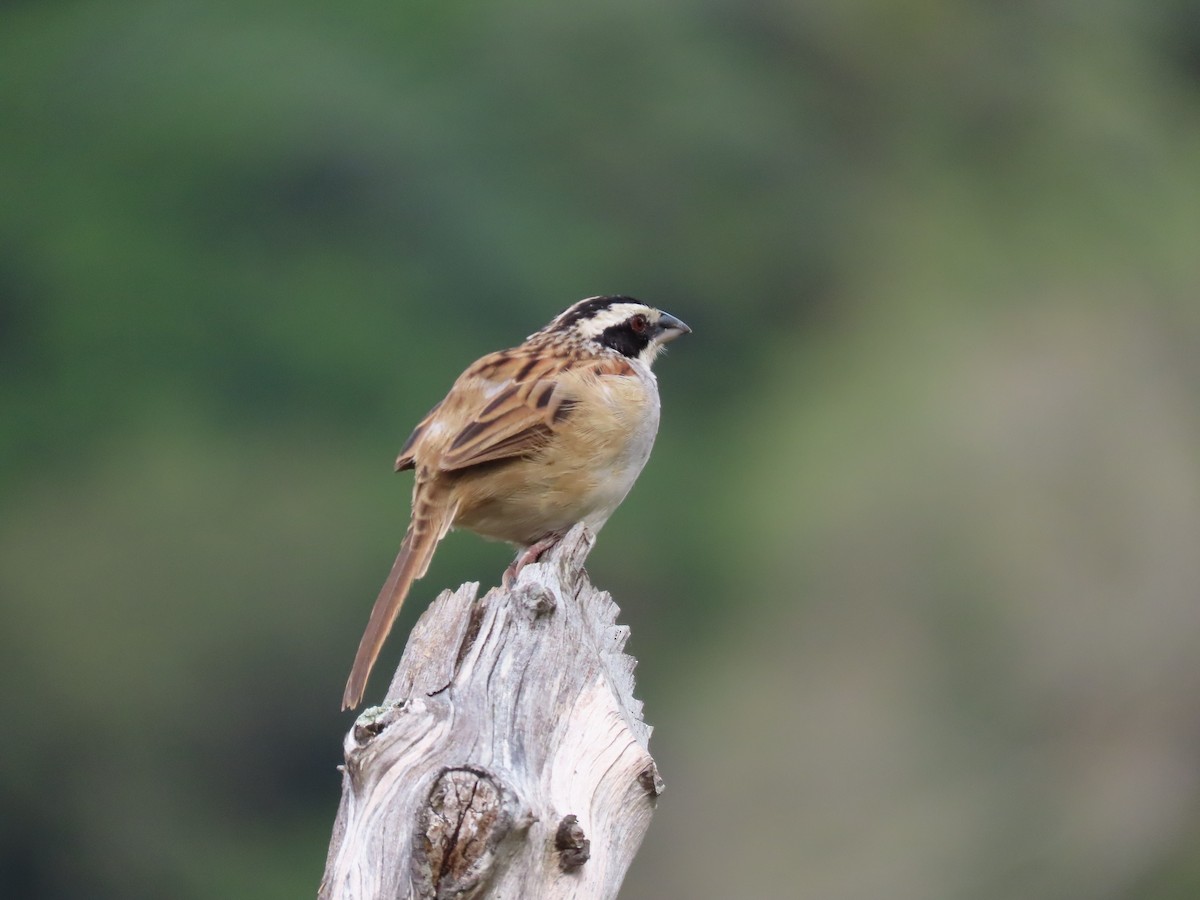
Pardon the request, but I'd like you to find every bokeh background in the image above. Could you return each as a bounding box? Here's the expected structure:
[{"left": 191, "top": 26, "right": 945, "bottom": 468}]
[{"left": 4, "top": 2, "right": 1200, "bottom": 898}]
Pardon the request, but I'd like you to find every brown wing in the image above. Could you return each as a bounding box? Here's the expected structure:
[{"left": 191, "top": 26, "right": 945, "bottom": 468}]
[
  {"left": 438, "top": 351, "right": 575, "bottom": 472},
  {"left": 395, "top": 401, "right": 440, "bottom": 471},
  {"left": 396, "top": 348, "right": 635, "bottom": 475}
]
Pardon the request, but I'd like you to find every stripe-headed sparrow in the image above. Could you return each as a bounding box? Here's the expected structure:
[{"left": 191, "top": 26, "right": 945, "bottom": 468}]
[{"left": 342, "top": 296, "right": 690, "bottom": 709}]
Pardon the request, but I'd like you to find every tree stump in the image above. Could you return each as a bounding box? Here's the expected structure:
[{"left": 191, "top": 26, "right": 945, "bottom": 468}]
[{"left": 320, "top": 524, "right": 662, "bottom": 900}]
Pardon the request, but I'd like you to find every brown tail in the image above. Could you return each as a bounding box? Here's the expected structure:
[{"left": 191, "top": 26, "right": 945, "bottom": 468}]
[{"left": 341, "top": 491, "right": 456, "bottom": 710}]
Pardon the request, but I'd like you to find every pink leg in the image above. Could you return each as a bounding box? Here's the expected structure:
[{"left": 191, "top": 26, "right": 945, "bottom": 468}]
[{"left": 502, "top": 532, "right": 565, "bottom": 587}]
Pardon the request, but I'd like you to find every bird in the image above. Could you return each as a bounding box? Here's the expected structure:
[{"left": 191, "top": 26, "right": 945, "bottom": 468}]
[{"left": 341, "top": 295, "right": 691, "bottom": 710}]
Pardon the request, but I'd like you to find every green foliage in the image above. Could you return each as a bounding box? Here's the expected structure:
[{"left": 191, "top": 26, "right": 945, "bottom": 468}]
[{"left": 3, "top": 1, "right": 1200, "bottom": 897}]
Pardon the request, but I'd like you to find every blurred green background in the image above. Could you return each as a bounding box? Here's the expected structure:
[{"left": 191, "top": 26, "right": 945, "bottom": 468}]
[{"left": 4, "top": 1, "right": 1200, "bottom": 897}]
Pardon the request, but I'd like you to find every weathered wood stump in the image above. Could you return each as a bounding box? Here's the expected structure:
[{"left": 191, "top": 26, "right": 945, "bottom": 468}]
[{"left": 320, "top": 525, "right": 661, "bottom": 900}]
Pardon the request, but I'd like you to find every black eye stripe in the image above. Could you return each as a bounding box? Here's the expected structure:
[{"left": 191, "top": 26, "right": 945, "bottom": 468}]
[{"left": 598, "top": 321, "right": 652, "bottom": 358}]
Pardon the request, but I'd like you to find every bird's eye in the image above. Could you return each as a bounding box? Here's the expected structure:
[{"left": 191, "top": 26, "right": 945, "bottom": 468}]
[{"left": 629, "top": 314, "right": 648, "bottom": 334}]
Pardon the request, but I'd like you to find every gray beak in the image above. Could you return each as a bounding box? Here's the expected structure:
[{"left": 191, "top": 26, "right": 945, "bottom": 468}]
[{"left": 656, "top": 311, "right": 692, "bottom": 342}]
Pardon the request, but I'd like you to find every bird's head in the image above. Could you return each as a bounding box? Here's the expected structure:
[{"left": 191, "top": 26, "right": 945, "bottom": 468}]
[{"left": 545, "top": 295, "right": 691, "bottom": 367}]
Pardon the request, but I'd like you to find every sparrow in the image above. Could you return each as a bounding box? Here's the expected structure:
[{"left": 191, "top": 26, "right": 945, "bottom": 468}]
[{"left": 342, "top": 295, "right": 690, "bottom": 710}]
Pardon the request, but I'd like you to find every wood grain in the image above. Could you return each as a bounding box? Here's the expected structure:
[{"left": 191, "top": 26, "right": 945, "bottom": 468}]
[{"left": 321, "top": 525, "right": 661, "bottom": 900}]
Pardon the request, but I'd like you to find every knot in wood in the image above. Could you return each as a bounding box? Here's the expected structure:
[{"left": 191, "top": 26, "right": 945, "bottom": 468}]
[
  {"left": 638, "top": 761, "right": 665, "bottom": 797},
  {"left": 516, "top": 583, "right": 557, "bottom": 618},
  {"left": 412, "top": 766, "right": 517, "bottom": 900},
  {"left": 554, "top": 814, "right": 591, "bottom": 870},
  {"left": 350, "top": 701, "right": 407, "bottom": 745}
]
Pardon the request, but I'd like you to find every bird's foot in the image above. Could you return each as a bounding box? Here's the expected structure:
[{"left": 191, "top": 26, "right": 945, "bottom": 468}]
[{"left": 502, "top": 532, "right": 565, "bottom": 588}]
